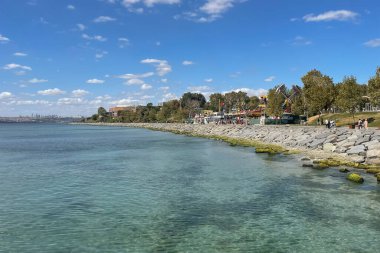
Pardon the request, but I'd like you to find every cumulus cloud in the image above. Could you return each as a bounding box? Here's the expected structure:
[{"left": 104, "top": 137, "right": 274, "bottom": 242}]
[
  {"left": 126, "top": 79, "right": 145, "bottom": 86},
  {"left": 82, "top": 34, "right": 107, "bottom": 42},
  {"left": 13, "top": 100, "right": 50, "bottom": 105},
  {"left": 14, "top": 52, "right": 27, "bottom": 57},
  {"left": 264, "top": 76, "right": 275, "bottom": 82},
  {"left": 0, "top": 92, "right": 12, "bottom": 99},
  {"left": 29, "top": 78, "right": 48, "bottom": 83},
  {"left": 162, "top": 92, "right": 178, "bottom": 101},
  {"left": 187, "top": 85, "right": 212, "bottom": 93},
  {"left": 303, "top": 10, "right": 358, "bottom": 22},
  {"left": 72, "top": 89, "right": 89, "bottom": 97},
  {"left": 182, "top": 60, "right": 194, "bottom": 66},
  {"left": 67, "top": 4, "right": 75, "bottom": 10},
  {"left": 223, "top": 88, "right": 268, "bottom": 97},
  {"left": 204, "top": 78, "right": 213, "bottom": 83},
  {"left": 95, "top": 51, "right": 108, "bottom": 59},
  {"left": 38, "top": 88, "right": 66, "bottom": 96},
  {"left": 86, "top": 79, "right": 105, "bottom": 84},
  {"left": 364, "top": 38, "right": 380, "bottom": 48},
  {"left": 159, "top": 86, "right": 170, "bottom": 91},
  {"left": 93, "top": 16, "right": 116, "bottom": 23},
  {"left": 110, "top": 97, "right": 140, "bottom": 106},
  {"left": 3, "top": 63, "right": 32, "bottom": 71},
  {"left": 141, "top": 58, "right": 172, "bottom": 76},
  {"left": 0, "top": 34, "right": 10, "bottom": 43}
]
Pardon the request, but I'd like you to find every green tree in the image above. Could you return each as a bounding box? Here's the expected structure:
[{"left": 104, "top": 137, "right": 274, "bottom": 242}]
[
  {"left": 368, "top": 67, "right": 380, "bottom": 107},
  {"left": 97, "top": 107, "right": 107, "bottom": 116},
  {"left": 209, "top": 93, "right": 224, "bottom": 112},
  {"left": 336, "top": 76, "right": 363, "bottom": 124},
  {"left": 180, "top": 92, "right": 206, "bottom": 109},
  {"left": 247, "top": 96, "right": 260, "bottom": 110},
  {"left": 267, "top": 85, "right": 285, "bottom": 122},
  {"left": 301, "top": 69, "right": 336, "bottom": 117}
]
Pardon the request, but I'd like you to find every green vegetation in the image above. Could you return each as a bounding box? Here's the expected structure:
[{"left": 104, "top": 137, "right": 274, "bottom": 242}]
[
  {"left": 86, "top": 67, "right": 380, "bottom": 126},
  {"left": 346, "top": 173, "right": 364, "bottom": 183}
]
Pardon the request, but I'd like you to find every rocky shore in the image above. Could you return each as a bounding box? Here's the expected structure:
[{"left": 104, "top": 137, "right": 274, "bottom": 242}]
[{"left": 82, "top": 123, "right": 380, "bottom": 167}]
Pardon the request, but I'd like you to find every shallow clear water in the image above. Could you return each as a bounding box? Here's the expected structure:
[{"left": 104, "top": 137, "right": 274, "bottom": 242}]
[{"left": 0, "top": 123, "right": 379, "bottom": 253}]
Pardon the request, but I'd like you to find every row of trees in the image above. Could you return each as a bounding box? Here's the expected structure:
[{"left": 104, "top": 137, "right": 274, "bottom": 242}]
[{"left": 89, "top": 67, "right": 380, "bottom": 123}]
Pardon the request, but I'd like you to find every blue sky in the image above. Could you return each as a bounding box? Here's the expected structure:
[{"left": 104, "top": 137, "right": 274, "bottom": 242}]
[{"left": 0, "top": 0, "right": 379, "bottom": 116}]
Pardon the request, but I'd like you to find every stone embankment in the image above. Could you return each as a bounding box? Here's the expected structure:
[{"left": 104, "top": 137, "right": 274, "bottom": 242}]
[{"left": 87, "top": 123, "right": 380, "bottom": 166}]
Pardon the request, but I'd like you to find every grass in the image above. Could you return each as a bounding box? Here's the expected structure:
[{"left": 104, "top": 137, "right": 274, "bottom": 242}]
[{"left": 308, "top": 112, "right": 380, "bottom": 128}]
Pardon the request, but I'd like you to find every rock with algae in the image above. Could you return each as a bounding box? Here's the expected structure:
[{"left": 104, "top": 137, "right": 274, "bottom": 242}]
[
  {"left": 339, "top": 168, "right": 350, "bottom": 173},
  {"left": 346, "top": 173, "right": 364, "bottom": 183}
]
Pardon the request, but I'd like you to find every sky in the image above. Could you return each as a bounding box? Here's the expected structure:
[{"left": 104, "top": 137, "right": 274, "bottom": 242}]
[{"left": 0, "top": 0, "right": 379, "bottom": 117}]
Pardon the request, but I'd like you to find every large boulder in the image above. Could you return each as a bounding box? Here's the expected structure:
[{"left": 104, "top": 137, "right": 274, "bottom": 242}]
[
  {"left": 349, "top": 155, "right": 365, "bottom": 163},
  {"left": 355, "top": 136, "right": 371, "bottom": 145},
  {"left": 346, "top": 145, "right": 366, "bottom": 155},
  {"left": 366, "top": 149, "right": 380, "bottom": 158}
]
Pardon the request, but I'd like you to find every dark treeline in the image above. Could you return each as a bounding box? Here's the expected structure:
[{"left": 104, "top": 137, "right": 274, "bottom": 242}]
[{"left": 89, "top": 67, "right": 380, "bottom": 123}]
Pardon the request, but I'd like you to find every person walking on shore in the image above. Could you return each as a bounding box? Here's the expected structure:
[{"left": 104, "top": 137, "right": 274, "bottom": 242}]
[{"left": 364, "top": 119, "right": 368, "bottom": 129}]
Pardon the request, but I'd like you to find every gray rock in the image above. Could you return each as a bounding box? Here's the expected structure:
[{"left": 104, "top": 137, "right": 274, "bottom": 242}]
[
  {"left": 349, "top": 155, "right": 365, "bottom": 163},
  {"left": 308, "top": 139, "right": 325, "bottom": 149},
  {"left": 365, "top": 158, "right": 380, "bottom": 165},
  {"left": 355, "top": 135, "right": 370, "bottom": 145},
  {"left": 334, "top": 146, "right": 348, "bottom": 153},
  {"left": 362, "top": 139, "right": 379, "bottom": 148},
  {"left": 323, "top": 143, "right": 336, "bottom": 152},
  {"left": 366, "top": 149, "right": 380, "bottom": 158},
  {"left": 346, "top": 145, "right": 365, "bottom": 155},
  {"left": 315, "top": 132, "right": 331, "bottom": 139}
]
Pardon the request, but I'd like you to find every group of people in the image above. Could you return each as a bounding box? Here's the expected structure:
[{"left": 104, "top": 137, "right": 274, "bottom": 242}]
[
  {"left": 324, "top": 119, "right": 336, "bottom": 129},
  {"left": 358, "top": 118, "right": 369, "bottom": 129}
]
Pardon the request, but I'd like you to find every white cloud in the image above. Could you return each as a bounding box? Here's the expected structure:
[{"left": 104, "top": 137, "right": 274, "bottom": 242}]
[
  {"left": 14, "top": 52, "right": 27, "bottom": 57},
  {"left": 182, "top": 60, "right": 194, "bottom": 66},
  {"left": 121, "top": 0, "right": 180, "bottom": 8},
  {"left": 110, "top": 98, "right": 140, "bottom": 106},
  {"left": 96, "top": 95, "right": 112, "bottom": 100},
  {"left": 118, "top": 37, "right": 130, "bottom": 48},
  {"left": 126, "top": 79, "right": 145, "bottom": 86},
  {"left": 292, "top": 36, "right": 312, "bottom": 46},
  {"left": 116, "top": 72, "right": 154, "bottom": 80},
  {"left": 77, "top": 24, "right": 86, "bottom": 31},
  {"left": 72, "top": 89, "right": 89, "bottom": 97},
  {"left": 188, "top": 85, "right": 212, "bottom": 93},
  {"left": 141, "top": 95, "right": 154, "bottom": 100},
  {"left": 0, "top": 92, "right": 12, "bottom": 99},
  {"left": 141, "top": 58, "right": 172, "bottom": 76},
  {"left": 161, "top": 78, "right": 168, "bottom": 83},
  {"left": 67, "top": 4, "right": 75, "bottom": 10},
  {"left": 86, "top": 79, "right": 105, "bottom": 84},
  {"left": 93, "top": 16, "right": 116, "bottom": 23},
  {"left": 200, "top": 0, "right": 234, "bottom": 15},
  {"left": 82, "top": 34, "right": 107, "bottom": 42},
  {"left": 364, "top": 38, "right": 380, "bottom": 48},
  {"left": 223, "top": 88, "right": 268, "bottom": 97},
  {"left": 141, "top": 83, "right": 152, "bottom": 90},
  {"left": 38, "top": 88, "right": 66, "bottom": 96},
  {"left": 303, "top": 10, "right": 358, "bottom": 22},
  {"left": 0, "top": 34, "right": 10, "bottom": 43},
  {"left": 3, "top": 63, "right": 32, "bottom": 71},
  {"left": 29, "top": 78, "right": 48, "bottom": 83},
  {"left": 57, "top": 97, "right": 85, "bottom": 105},
  {"left": 204, "top": 78, "right": 213, "bottom": 83},
  {"left": 264, "top": 76, "right": 275, "bottom": 82},
  {"left": 162, "top": 92, "right": 177, "bottom": 101}
]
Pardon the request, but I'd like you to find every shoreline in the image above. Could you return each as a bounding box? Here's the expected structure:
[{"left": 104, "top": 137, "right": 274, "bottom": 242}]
[{"left": 75, "top": 122, "right": 380, "bottom": 170}]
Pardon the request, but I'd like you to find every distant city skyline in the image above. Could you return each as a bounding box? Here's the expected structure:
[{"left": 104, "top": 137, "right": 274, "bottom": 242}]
[{"left": 0, "top": 0, "right": 379, "bottom": 116}]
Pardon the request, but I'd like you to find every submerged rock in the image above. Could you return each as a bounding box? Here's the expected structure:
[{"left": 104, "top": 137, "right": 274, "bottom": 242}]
[
  {"left": 346, "top": 173, "right": 364, "bottom": 183},
  {"left": 339, "top": 168, "right": 350, "bottom": 173}
]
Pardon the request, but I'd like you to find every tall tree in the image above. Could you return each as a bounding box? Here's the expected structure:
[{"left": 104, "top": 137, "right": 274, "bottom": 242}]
[
  {"left": 97, "top": 107, "right": 107, "bottom": 116},
  {"left": 368, "top": 67, "right": 380, "bottom": 107},
  {"left": 247, "top": 96, "right": 260, "bottom": 110},
  {"left": 180, "top": 92, "right": 206, "bottom": 109},
  {"left": 209, "top": 93, "right": 224, "bottom": 112},
  {"left": 267, "top": 85, "right": 285, "bottom": 121},
  {"left": 301, "top": 69, "right": 336, "bottom": 117},
  {"left": 336, "top": 76, "right": 363, "bottom": 123}
]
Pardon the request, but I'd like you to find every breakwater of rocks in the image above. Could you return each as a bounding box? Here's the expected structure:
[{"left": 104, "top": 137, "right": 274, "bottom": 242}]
[{"left": 83, "top": 123, "right": 380, "bottom": 166}]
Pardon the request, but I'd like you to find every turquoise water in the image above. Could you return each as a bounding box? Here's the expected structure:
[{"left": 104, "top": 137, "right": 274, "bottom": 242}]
[{"left": 0, "top": 124, "right": 379, "bottom": 253}]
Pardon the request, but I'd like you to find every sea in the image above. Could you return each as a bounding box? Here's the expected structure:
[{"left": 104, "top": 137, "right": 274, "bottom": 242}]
[{"left": 0, "top": 123, "right": 379, "bottom": 253}]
